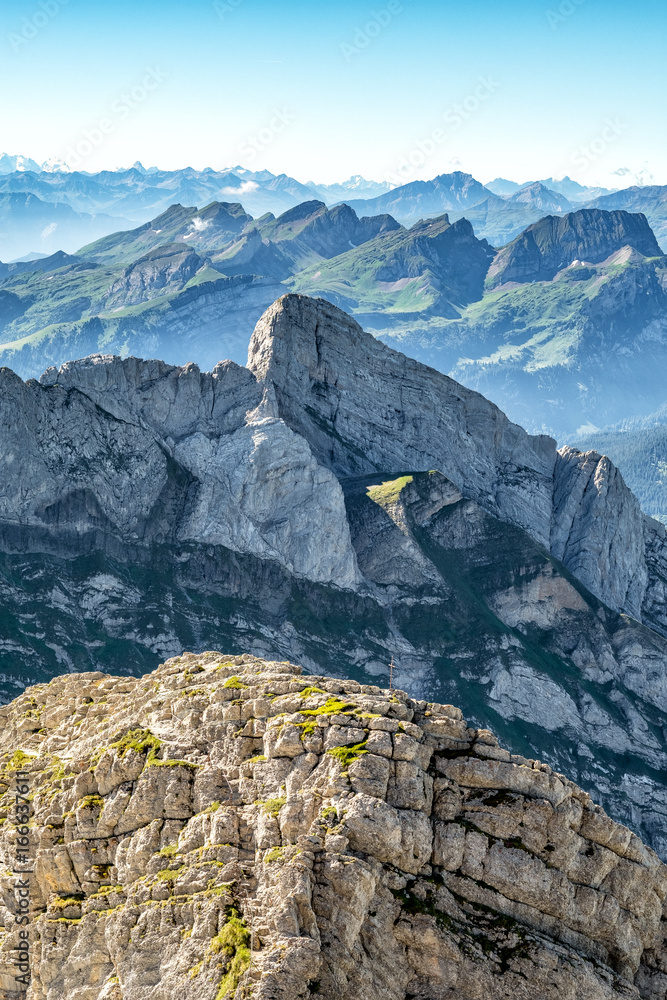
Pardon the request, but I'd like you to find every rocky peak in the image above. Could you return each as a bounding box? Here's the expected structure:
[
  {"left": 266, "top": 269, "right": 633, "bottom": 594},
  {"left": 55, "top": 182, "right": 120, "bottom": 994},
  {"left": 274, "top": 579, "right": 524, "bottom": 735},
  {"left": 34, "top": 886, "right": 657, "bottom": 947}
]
[
  {"left": 248, "top": 294, "right": 557, "bottom": 546},
  {"left": 508, "top": 181, "right": 572, "bottom": 212},
  {"left": 487, "top": 208, "right": 663, "bottom": 287},
  {"left": 254, "top": 201, "right": 402, "bottom": 267},
  {"left": 148, "top": 203, "right": 197, "bottom": 231},
  {"left": 104, "top": 243, "right": 206, "bottom": 308},
  {"left": 22, "top": 293, "right": 667, "bottom": 640},
  {"left": 3, "top": 296, "right": 667, "bottom": 856},
  {"left": 246, "top": 294, "right": 667, "bottom": 640}
]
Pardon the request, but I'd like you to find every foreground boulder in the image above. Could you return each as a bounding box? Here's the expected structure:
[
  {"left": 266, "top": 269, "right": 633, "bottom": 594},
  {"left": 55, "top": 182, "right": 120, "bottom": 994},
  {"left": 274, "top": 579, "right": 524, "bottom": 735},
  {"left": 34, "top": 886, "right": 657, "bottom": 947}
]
[{"left": 1, "top": 652, "right": 666, "bottom": 999}]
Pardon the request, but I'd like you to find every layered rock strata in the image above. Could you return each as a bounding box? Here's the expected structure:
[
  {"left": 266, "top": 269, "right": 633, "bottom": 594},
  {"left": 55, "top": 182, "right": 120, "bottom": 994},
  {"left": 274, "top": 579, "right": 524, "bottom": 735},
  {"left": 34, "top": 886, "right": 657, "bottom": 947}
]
[
  {"left": 1, "top": 294, "right": 667, "bottom": 853},
  {"left": 486, "top": 209, "right": 663, "bottom": 287},
  {"left": 20, "top": 293, "right": 666, "bottom": 635},
  {"left": 247, "top": 295, "right": 667, "bottom": 634},
  {"left": 1, "top": 653, "right": 667, "bottom": 999}
]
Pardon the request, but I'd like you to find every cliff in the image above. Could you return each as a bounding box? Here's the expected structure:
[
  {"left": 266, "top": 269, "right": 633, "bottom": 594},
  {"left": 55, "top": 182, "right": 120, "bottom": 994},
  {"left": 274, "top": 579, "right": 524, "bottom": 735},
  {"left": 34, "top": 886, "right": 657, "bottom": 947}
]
[
  {"left": 486, "top": 209, "right": 663, "bottom": 287},
  {"left": 1, "top": 295, "right": 667, "bottom": 854},
  {"left": 1, "top": 652, "right": 666, "bottom": 999}
]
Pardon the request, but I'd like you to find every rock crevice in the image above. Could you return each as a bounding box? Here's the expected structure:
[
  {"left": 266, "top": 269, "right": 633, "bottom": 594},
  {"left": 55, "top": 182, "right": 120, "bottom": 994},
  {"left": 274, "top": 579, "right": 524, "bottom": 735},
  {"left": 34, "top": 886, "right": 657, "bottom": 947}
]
[{"left": 0, "top": 652, "right": 666, "bottom": 999}]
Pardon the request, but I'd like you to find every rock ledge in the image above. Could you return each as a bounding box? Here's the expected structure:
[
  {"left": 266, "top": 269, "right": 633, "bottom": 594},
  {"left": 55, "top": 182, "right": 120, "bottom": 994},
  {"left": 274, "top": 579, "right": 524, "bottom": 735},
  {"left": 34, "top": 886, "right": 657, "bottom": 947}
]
[{"left": 1, "top": 652, "right": 666, "bottom": 999}]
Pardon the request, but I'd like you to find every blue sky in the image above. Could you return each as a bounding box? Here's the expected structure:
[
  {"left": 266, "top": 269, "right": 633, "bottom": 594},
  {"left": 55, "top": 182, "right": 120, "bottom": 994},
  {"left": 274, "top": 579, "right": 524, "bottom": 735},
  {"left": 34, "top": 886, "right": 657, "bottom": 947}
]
[{"left": 0, "top": 0, "right": 664, "bottom": 186}]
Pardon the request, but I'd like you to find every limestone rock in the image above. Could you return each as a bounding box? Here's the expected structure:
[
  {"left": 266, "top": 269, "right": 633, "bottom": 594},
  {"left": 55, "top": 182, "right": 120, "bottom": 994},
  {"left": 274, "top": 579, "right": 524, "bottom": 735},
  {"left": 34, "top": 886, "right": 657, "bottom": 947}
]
[
  {"left": 2, "top": 295, "right": 667, "bottom": 854},
  {"left": 552, "top": 446, "right": 649, "bottom": 618},
  {"left": 0, "top": 652, "right": 665, "bottom": 999},
  {"left": 104, "top": 244, "right": 206, "bottom": 308},
  {"left": 4, "top": 352, "right": 359, "bottom": 586},
  {"left": 487, "top": 209, "right": 663, "bottom": 288},
  {"left": 247, "top": 293, "right": 557, "bottom": 546}
]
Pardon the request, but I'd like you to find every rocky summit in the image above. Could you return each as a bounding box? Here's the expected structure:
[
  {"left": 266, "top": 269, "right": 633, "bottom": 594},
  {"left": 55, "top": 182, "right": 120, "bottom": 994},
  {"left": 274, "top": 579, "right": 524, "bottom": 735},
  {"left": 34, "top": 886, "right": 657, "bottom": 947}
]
[
  {"left": 485, "top": 208, "right": 663, "bottom": 288},
  {"left": 2, "top": 651, "right": 667, "bottom": 999},
  {"left": 3, "top": 294, "right": 667, "bottom": 858}
]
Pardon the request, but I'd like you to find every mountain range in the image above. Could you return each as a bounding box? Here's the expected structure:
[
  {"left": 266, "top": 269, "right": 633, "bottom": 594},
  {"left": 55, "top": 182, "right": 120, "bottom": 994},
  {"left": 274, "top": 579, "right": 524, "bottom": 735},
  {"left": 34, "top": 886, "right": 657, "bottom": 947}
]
[
  {"left": 486, "top": 174, "right": 615, "bottom": 202},
  {"left": 2, "top": 193, "right": 667, "bottom": 442},
  {"left": 3, "top": 158, "right": 667, "bottom": 260},
  {"left": 0, "top": 162, "right": 390, "bottom": 259},
  {"left": 2, "top": 293, "right": 667, "bottom": 861}
]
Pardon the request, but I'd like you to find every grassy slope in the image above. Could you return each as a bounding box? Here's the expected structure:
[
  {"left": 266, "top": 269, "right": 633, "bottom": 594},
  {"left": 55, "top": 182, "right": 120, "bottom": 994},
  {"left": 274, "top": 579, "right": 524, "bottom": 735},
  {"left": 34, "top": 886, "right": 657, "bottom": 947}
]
[{"left": 289, "top": 225, "right": 441, "bottom": 313}]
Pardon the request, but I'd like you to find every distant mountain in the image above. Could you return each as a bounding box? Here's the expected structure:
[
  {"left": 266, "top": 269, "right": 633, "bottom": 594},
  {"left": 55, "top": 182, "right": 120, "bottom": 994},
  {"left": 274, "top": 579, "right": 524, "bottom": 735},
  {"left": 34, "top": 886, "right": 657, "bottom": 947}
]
[
  {"left": 342, "top": 173, "right": 580, "bottom": 246},
  {"left": 506, "top": 181, "right": 572, "bottom": 213},
  {"left": 485, "top": 177, "right": 523, "bottom": 197},
  {"left": 0, "top": 191, "right": 130, "bottom": 261},
  {"left": 585, "top": 185, "right": 667, "bottom": 251},
  {"left": 0, "top": 198, "right": 404, "bottom": 377},
  {"left": 103, "top": 244, "right": 208, "bottom": 308},
  {"left": 0, "top": 249, "right": 83, "bottom": 280},
  {"left": 340, "top": 171, "right": 493, "bottom": 222},
  {"left": 78, "top": 198, "right": 401, "bottom": 276},
  {"left": 78, "top": 201, "right": 253, "bottom": 264},
  {"left": 367, "top": 210, "right": 667, "bottom": 438},
  {"left": 486, "top": 176, "right": 614, "bottom": 203},
  {"left": 291, "top": 214, "right": 494, "bottom": 315},
  {"left": 40, "top": 157, "right": 72, "bottom": 173},
  {"left": 3, "top": 183, "right": 667, "bottom": 440},
  {"left": 448, "top": 195, "right": 544, "bottom": 248},
  {"left": 0, "top": 261, "right": 283, "bottom": 378},
  {"left": 309, "top": 174, "right": 392, "bottom": 201},
  {"left": 486, "top": 208, "right": 662, "bottom": 288},
  {"left": 538, "top": 176, "right": 614, "bottom": 202},
  {"left": 7, "top": 250, "right": 48, "bottom": 263},
  {"left": 0, "top": 166, "right": 324, "bottom": 227},
  {"left": 250, "top": 200, "right": 400, "bottom": 271},
  {"left": 0, "top": 153, "right": 40, "bottom": 173},
  {"left": 446, "top": 185, "right": 572, "bottom": 248}
]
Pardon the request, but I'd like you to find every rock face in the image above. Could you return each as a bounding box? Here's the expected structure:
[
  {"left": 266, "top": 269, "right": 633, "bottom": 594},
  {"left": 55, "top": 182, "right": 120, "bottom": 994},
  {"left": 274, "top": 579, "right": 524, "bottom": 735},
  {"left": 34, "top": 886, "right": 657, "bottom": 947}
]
[
  {"left": 6, "top": 356, "right": 358, "bottom": 588},
  {"left": 105, "top": 244, "right": 206, "bottom": 308},
  {"left": 247, "top": 294, "right": 556, "bottom": 547},
  {"left": 255, "top": 201, "right": 401, "bottom": 267},
  {"left": 3, "top": 294, "right": 667, "bottom": 855},
  {"left": 1, "top": 652, "right": 666, "bottom": 999},
  {"left": 80, "top": 202, "right": 254, "bottom": 265},
  {"left": 486, "top": 209, "right": 663, "bottom": 287},
  {"left": 290, "top": 213, "right": 495, "bottom": 316},
  {"left": 507, "top": 181, "right": 572, "bottom": 213},
  {"left": 552, "top": 447, "right": 667, "bottom": 634},
  {"left": 213, "top": 202, "right": 402, "bottom": 283},
  {"left": 248, "top": 295, "right": 667, "bottom": 637},
  {"left": 3, "top": 272, "right": 285, "bottom": 381},
  {"left": 341, "top": 170, "right": 492, "bottom": 221}
]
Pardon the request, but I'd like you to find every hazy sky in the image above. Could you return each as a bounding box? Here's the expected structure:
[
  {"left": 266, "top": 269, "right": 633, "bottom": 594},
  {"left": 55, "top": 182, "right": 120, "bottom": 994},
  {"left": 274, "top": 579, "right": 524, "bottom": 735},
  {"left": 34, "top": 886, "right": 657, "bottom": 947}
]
[{"left": 1, "top": 0, "right": 664, "bottom": 186}]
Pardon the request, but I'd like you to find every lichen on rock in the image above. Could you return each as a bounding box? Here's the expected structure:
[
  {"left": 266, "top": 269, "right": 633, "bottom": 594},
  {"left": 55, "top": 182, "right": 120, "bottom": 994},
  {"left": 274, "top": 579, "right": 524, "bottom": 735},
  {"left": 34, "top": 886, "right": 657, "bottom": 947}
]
[{"left": 0, "top": 650, "right": 665, "bottom": 998}]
